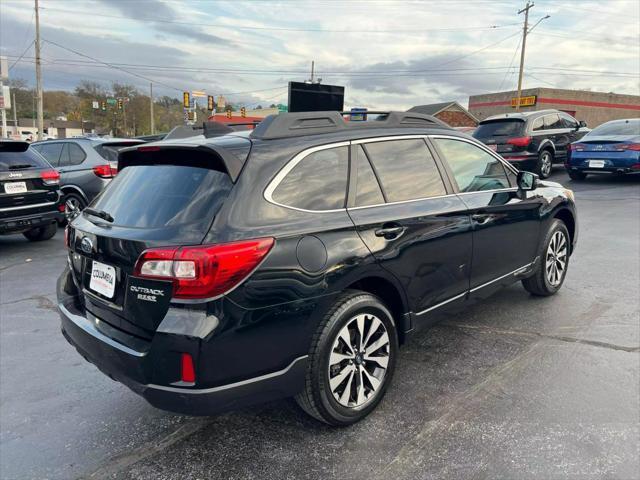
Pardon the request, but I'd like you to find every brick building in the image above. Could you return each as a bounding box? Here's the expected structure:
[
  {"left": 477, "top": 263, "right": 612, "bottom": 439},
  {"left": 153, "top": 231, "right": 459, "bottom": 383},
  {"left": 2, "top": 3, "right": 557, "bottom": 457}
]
[
  {"left": 468, "top": 88, "right": 640, "bottom": 127},
  {"left": 408, "top": 102, "right": 478, "bottom": 127}
]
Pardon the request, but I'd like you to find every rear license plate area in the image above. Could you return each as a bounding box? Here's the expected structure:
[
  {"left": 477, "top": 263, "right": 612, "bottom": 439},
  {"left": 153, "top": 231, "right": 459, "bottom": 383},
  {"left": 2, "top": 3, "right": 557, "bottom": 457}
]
[
  {"left": 3, "top": 181, "right": 28, "bottom": 194},
  {"left": 588, "top": 160, "right": 605, "bottom": 168},
  {"left": 89, "top": 261, "right": 117, "bottom": 299}
]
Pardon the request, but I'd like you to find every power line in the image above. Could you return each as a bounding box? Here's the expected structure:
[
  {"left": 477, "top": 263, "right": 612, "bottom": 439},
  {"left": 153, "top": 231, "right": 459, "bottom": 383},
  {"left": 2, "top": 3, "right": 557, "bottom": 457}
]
[
  {"left": 39, "top": 7, "right": 521, "bottom": 34},
  {"left": 9, "top": 40, "right": 34, "bottom": 71}
]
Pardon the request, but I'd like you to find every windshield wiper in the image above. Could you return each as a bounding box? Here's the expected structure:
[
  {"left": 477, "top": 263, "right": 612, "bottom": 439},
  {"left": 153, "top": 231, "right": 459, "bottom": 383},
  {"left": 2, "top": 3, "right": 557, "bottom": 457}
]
[
  {"left": 8, "top": 163, "right": 34, "bottom": 169},
  {"left": 83, "top": 207, "right": 114, "bottom": 223}
]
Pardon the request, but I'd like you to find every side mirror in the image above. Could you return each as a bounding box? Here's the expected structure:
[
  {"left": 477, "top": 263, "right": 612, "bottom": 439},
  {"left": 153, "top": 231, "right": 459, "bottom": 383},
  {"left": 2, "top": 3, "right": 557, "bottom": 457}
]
[
  {"left": 517, "top": 171, "right": 539, "bottom": 191},
  {"left": 578, "top": 120, "right": 587, "bottom": 128}
]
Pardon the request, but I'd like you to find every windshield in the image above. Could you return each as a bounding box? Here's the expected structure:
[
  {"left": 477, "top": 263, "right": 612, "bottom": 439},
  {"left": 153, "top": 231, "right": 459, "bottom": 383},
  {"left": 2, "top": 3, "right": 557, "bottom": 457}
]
[
  {"left": 473, "top": 120, "right": 525, "bottom": 138},
  {"left": 90, "top": 165, "right": 232, "bottom": 230},
  {"left": 0, "top": 146, "right": 51, "bottom": 170},
  {"left": 587, "top": 120, "right": 640, "bottom": 137}
]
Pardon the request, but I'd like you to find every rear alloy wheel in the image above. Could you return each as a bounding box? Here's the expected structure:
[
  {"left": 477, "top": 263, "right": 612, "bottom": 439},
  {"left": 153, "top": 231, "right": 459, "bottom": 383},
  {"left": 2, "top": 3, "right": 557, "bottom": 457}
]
[
  {"left": 23, "top": 222, "right": 57, "bottom": 242},
  {"left": 64, "top": 193, "right": 86, "bottom": 219},
  {"left": 295, "top": 291, "right": 398, "bottom": 425},
  {"left": 537, "top": 150, "right": 554, "bottom": 179},
  {"left": 522, "top": 219, "right": 570, "bottom": 296}
]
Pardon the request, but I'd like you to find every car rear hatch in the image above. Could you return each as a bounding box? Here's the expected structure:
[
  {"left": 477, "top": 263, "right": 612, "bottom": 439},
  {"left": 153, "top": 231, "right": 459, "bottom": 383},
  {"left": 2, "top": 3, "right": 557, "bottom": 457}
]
[
  {"left": 473, "top": 119, "right": 528, "bottom": 154},
  {"left": 67, "top": 137, "right": 251, "bottom": 340},
  {"left": 0, "top": 142, "right": 60, "bottom": 218}
]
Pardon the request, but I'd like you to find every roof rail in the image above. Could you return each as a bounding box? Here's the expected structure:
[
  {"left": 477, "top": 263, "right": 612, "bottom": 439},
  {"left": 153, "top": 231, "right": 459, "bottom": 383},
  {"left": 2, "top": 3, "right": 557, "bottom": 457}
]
[{"left": 250, "top": 111, "right": 451, "bottom": 140}]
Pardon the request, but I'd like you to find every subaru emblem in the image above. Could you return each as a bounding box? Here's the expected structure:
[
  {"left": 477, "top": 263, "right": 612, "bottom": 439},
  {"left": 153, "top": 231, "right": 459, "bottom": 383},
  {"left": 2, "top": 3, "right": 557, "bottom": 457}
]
[{"left": 80, "top": 237, "right": 93, "bottom": 254}]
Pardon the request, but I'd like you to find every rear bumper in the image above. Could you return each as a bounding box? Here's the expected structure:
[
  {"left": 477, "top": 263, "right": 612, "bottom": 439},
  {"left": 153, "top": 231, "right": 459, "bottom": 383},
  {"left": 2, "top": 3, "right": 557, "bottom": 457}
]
[
  {"left": 57, "top": 269, "right": 308, "bottom": 416},
  {"left": 501, "top": 153, "right": 538, "bottom": 172},
  {"left": 0, "top": 208, "right": 63, "bottom": 234},
  {"left": 567, "top": 155, "right": 640, "bottom": 174}
]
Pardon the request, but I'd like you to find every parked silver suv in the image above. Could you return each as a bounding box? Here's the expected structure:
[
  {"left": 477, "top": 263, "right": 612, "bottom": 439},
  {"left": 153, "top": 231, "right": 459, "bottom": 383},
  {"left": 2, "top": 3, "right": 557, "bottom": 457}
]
[{"left": 31, "top": 137, "right": 143, "bottom": 217}]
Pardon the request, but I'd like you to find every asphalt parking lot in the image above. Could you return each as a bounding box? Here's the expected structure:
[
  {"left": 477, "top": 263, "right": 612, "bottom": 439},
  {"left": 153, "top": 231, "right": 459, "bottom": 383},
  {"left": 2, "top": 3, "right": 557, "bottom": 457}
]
[{"left": 1, "top": 169, "right": 639, "bottom": 480}]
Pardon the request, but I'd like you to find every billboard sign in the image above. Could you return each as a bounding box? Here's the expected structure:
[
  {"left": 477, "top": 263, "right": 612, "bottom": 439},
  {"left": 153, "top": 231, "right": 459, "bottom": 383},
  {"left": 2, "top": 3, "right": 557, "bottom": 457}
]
[
  {"left": 511, "top": 95, "right": 537, "bottom": 108},
  {"left": 288, "top": 81, "right": 344, "bottom": 113}
]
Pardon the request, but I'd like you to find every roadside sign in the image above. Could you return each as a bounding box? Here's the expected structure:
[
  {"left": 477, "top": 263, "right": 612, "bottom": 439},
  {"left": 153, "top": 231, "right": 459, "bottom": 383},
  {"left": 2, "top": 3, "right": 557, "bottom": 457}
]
[
  {"left": 106, "top": 98, "right": 117, "bottom": 106},
  {"left": 0, "top": 86, "right": 10, "bottom": 109},
  {"left": 217, "top": 95, "right": 226, "bottom": 110},
  {"left": 277, "top": 103, "right": 288, "bottom": 113},
  {"left": 350, "top": 107, "right": 367, "bottom": 121},
  {"left": 511, "top": 95, "right": 537, "bottom": 108},
  {"left": 192, "top": 90, "right": 207, "bottom": 98},
  {"left": 92, "top": 101, "right": 99, "bottom": 109},
  {"left": 0, "top": 56, "right": 8, "bottom": 80}
]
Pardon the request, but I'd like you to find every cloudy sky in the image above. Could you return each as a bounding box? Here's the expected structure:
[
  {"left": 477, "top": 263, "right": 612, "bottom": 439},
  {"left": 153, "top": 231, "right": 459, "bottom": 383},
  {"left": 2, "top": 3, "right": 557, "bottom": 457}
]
[{"left": 1, "top": 0, "right": 638, "bottom": 109}]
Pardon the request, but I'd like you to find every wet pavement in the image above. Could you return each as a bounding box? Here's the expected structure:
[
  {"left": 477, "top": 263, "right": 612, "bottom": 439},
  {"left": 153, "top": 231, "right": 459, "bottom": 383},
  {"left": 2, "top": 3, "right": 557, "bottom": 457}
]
[{"left": 1, "top": 170, "right": 638, "bottom": 479}]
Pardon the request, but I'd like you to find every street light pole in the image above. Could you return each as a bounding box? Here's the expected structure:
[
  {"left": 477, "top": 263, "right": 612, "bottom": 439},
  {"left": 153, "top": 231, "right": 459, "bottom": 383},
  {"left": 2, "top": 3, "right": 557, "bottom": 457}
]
[
  {"left": 150, "top": 82, "right": 155, "bottom": 135},
  {"left": 515, "top": 1, "right": 533, "bottom": 111},
  {"left": 34, "top": 0, "right": 44, "bottom": 140}
]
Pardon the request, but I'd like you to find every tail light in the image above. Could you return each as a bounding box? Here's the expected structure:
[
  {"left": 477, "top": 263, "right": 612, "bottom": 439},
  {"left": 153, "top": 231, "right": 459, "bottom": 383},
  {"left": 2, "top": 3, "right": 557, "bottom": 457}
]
[
  {"left": 93, "top": 164, "right": 117, "bottom": 178},
  {"left": 40, "top": 169, "right": 60, "bottom": 185},
  {"left": 180, "top": 353, "right": 196, "bottom": 383},
  {"left": 506, "top": 136, "right": 532, "bottom": 147},
  {"left": 568, "top": 143, "right": 584, "bottom": 151},
  {"left": 134, "top": 237, "right": 275, "bottom": 299},
  {"left": 618, "top": 143, "right": 640, "bottom": 151},
  {"left": 631, "top": 164, "right": 640, "bottom": 170}
]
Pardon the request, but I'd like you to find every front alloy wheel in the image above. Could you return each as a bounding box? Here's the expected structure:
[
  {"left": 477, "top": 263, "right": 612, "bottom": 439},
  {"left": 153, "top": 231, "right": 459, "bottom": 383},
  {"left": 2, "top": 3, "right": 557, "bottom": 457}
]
[
  {"left": 328, "top": 313, "right": 390, "bottom": 408},
  {"left": 522, "top": 219, "right": 570, "bottom": 296},
  {"left": 545, "top": 230, "right": 568, "bottom": 287}
]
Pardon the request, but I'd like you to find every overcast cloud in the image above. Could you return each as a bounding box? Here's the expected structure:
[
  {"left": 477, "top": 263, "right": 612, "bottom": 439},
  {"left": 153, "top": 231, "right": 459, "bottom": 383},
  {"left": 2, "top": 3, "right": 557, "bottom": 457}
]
[{"left": 1, "top": 0, "right": 638, "bottom": 109}]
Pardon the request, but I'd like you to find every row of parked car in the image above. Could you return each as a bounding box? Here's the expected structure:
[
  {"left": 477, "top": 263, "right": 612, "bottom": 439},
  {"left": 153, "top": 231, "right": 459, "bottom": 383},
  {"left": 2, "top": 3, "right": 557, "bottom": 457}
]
[
  {"left": 471, "top": 110, "right": 640, "bottom": 180},
  {"left": 1, "top": 112, "right": 638, "bottom": 244}
]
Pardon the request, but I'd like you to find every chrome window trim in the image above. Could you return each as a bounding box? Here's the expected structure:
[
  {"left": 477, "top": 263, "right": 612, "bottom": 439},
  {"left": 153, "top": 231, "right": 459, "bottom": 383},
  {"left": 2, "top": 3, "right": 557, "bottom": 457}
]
[
  {"left": 0, "top": 201, "right": 57, "bottom": 212},
  {"left": 263, "top": 141, "right": 350, "bottom": 214},
  {"left": 415, "top": 291, "right": 467, "bottom": 316},
  {"left": 348, "top": 193, "right": 452, "bottom": 211},
  {"left": 351, "top": 134, "right": 431, "bottom": 145}
]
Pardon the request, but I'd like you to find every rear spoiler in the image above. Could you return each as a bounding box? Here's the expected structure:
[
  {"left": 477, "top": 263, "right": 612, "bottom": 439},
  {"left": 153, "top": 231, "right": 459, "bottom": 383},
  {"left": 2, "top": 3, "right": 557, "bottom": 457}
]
[{"left": 117, "top": 143, "right": 248, "bottom": 182}]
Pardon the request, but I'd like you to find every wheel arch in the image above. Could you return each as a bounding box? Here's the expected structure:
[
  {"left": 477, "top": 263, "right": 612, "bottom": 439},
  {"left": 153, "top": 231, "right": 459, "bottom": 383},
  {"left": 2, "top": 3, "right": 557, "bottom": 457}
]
[
  {"left": 60, "top": 185, "right": 88, "bottom": 203},
  {"left": 553, "top": 207, "right": 576, "bottom": 254},
  {"left": 346, "top": 275, "right": 410, "bottom": 344},
  {"left": 538, "top": 139, "right": 556, "bottom": 155}
]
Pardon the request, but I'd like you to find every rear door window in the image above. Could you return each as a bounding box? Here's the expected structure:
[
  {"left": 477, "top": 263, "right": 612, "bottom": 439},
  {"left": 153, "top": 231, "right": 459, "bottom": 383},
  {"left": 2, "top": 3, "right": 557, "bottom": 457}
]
[
  {"left": 67, "top": 143, "right": 87, "bottom": 165},
  {"left": 272, "top": 146, "right": 348, "bottom": 211},
  {"left": 363, "top": 139, "right": 446, "bottom": 202},
  {"left": 544, "top": 114, "right": 562, "bottom": 130},
  {"left": 434, "top": 138, "right": 510, "bottom": 192},
  {"left": 353, "top": 145, "right": 384, "bottom": 207},
  {"left": 91, "top": 165, "right": 232, "bottom": 230},
  {"left": 36, "top": 143, "right": 64, "bottom": 166}
]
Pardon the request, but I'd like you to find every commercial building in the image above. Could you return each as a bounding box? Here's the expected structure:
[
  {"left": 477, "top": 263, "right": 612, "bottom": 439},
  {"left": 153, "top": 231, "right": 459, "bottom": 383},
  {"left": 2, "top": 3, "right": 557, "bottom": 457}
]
[
  {"left": 2, "top": 118, "right": 95, "bottom": 140},
  {"left": 409, "top": 102, "right": 478, "bottom": 127},
  {"left": 468, "top": 88, "right": 640, "bottom": 127}
]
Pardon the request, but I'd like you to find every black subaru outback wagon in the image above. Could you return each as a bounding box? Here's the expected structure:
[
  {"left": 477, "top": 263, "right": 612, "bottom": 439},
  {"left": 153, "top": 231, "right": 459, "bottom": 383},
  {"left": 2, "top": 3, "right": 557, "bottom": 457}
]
[{"left": 58, "top": 112, "right": 578, "bottom": 425}]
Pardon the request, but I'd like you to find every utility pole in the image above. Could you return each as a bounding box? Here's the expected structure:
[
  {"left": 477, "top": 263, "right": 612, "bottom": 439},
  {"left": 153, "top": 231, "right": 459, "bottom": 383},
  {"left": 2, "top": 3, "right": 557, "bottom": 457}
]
[
  {"left": 310, "top": 61, "right": 315, "bottom": 83},
  {"left": 149, "top": 82, "right": 155, "bottom": 135},
  {"left": 13, "top": 92, "right": 18, "bottom": 136},
  {"left": 34, "top": 0, "right": 44, "bottom": 140},
  {"left": 515, "top": 1, "right": 533, "bottom": 111}
]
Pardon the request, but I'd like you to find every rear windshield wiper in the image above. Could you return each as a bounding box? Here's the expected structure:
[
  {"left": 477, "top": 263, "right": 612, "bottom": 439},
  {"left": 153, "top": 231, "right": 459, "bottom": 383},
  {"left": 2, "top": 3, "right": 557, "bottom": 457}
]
[
  {"left": 7, "top": 163, "right": 34, "bottom": 169},
  {"left": 83, "top": 207, "right": 114, "bottom": 223}
]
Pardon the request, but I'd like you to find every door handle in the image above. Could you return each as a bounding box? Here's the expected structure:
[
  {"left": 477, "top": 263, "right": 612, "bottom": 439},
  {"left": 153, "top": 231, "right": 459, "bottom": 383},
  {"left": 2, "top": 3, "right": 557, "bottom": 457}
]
[
  {"left": 471, "top": 213, "right": 492, "bottom": 225},
  {"left": 375, "top": 224, "right": 405, "bottom": 239}
]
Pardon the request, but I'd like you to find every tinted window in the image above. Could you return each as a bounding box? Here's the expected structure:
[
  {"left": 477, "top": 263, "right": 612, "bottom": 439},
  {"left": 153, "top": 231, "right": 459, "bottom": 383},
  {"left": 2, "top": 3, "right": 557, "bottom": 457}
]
[
  {"left": 0, "top": 146, "right": 50, "bottom": 170},
  {"left": 364, "top": 139, "right": 446, "bottom": 202},
  {"left": 434, "top": 138, "right": 510, "bottom": 192},
  {"left": 544, "top": 114, "right": 562, "bottom": 130},
  {"left": 531, "top": 117, "right": 544, "bottom": 131},
  {"left": 91, "top": 165, "right": 232, "bottom": 229},
  {"left": 587, "top": 119, "right": 640, "bottom": 136},
  {"left": 559, "top": 113, "right": 578, "bottom": 129},
  {"left": 36, "top": 143, "right": 64, "bottom": 166},
  {"left": 68, "top": 143, "right": 86, "bottom": 165},
  {"left": 272, "top": 146, "right": 348, "bottom": 211},
  {"left": 353, "top": 146, "right": 384, "bottom": 207},
  {"left": 474, "top": 120, "right": 525, "bottom": 138}
]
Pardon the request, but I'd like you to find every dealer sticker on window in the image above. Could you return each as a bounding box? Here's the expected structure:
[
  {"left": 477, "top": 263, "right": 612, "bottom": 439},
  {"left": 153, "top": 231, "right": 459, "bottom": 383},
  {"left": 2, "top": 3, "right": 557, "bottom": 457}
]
[{"left": 90, "top": 261, "right": 116, "bottom": 298}]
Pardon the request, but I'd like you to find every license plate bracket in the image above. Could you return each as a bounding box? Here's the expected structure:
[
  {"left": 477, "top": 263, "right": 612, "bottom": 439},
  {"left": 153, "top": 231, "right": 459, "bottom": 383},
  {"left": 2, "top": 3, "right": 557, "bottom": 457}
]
[{"left": 4, "top": 181, "right": 28, "bottom": 194}]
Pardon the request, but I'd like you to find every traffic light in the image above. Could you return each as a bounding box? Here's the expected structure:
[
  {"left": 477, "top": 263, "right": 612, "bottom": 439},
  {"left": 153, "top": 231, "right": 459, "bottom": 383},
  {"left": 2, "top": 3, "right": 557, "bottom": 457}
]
[
  {"left": 207, "top": 95, "right": 214, "bottom": 111},
  {"left": 183, "top": 91, "right": 190, "bottom": 109},
  {"left": 117, "top": 99, "right": 123, "bottom": 110},
  {"left": 240, "top": 107, "right": 246, "bottom": 118},
  {"left": 226, "top": 109, "right": 232, "bottom": 119},
  {"left": 100, "top": 101, "right": 106, "bottom": 111}
]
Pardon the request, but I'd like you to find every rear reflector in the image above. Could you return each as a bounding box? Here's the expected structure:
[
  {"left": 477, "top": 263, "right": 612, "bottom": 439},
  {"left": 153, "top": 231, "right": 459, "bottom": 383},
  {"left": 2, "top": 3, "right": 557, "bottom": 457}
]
[
  {"left": 93, "top": 164, "right": 117, "bottom": 178},
  {"left": 40, "top": 169, "right": 60, "bottom": 185},
  {"left": 631, "top": 164, "right": 640, "bottom": 170},
  {"left": 506, "top": 136, "right": 532, "bottom": 147},
  {"left": 181, "top": 353, "right": 196, "bottom": 383},
  {"left": 134, "top": 237, "right": 275, "bottom": 299}
]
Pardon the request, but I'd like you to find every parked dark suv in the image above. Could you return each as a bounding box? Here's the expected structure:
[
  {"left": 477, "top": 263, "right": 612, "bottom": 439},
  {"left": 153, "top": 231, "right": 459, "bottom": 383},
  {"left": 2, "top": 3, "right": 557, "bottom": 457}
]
[
  {"left": 1, "top": 141, "right": 64, "bottom": 240},
  {"left": 31, "top": 137, "right": 143, "bottom": 217},
  {"left": 58, "top": 112, "right": 578, "bottom": 425},
  {"left": 473, "top": 109, "right": 588, "bottom": 178}
]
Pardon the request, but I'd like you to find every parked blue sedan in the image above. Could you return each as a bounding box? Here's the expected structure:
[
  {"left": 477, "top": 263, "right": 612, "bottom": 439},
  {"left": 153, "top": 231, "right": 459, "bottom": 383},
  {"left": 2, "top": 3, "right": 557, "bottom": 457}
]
[{"left": 566, "top": 118, "right": 640, "bottom": 180}]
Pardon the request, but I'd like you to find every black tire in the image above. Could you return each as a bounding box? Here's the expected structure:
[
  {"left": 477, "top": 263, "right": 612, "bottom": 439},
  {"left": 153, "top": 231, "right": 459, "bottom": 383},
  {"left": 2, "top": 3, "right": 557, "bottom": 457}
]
[
  {"left": 64, "top": 192, "right": 86, "bottom": 220},
  {"left": 522, "top": 219, "right": 570, "bottom": 296},
  {"left": 23, "top": 222, "right": 57, "bottom": 242},
  {"left": 568, "top": 170, "right": 587, "bottom": 181},
  {"left": 295, "top": 290, "right": 399, "bottom": 426},
  {"left": 536, "top": 149, "right": 554, "bottom": 179}
]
